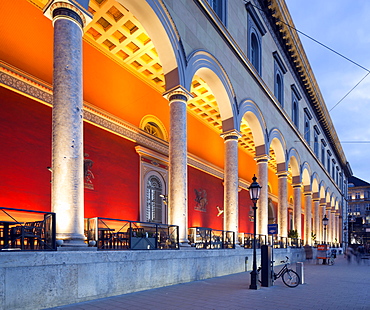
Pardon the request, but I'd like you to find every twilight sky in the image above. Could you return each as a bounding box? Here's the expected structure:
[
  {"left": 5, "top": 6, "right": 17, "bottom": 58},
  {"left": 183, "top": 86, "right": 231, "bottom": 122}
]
[{"left": 284, "top": 0, "right": 370, "bottom": 183}]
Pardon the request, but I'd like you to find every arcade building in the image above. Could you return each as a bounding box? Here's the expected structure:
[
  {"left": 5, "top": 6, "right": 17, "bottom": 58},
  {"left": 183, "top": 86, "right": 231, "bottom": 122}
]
[{"left": 0, "top": 0, "right": 351, "bottom": 308}]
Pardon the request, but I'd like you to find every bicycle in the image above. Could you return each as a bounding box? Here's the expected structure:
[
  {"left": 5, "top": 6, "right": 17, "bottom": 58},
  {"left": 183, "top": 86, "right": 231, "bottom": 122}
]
[
  {"left": 327, "top": 253, "right": 335, "bottom": 266},
  {"left": 272, "top": 256, "right": 300, "bottom": 287}
]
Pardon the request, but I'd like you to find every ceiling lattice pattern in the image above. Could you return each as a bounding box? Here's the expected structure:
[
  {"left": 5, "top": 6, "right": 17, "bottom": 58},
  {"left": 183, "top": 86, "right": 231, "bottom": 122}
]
[
  {"left": 86, "top": 0, "right": 165, "bottom": 89},
  {"left": 84, "top": 0, "right": 278, "bottom": 169}
]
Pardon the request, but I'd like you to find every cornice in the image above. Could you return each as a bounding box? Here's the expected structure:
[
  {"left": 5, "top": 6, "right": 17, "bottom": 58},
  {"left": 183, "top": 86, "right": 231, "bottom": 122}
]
[{"left": 258, "top": 0, "right": 347, "bottom": 170}]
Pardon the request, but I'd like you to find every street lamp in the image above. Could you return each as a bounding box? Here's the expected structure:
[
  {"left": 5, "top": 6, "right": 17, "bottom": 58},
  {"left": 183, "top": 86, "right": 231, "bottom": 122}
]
[
  {"left": 323, "top": 214, "right": 329, "bottom": 244},
  {"left": 249, "top": 175, "right": 262, "bottom": 290},
  {"left": 322, "top": 214, "right": 329, "bottom": 265}
]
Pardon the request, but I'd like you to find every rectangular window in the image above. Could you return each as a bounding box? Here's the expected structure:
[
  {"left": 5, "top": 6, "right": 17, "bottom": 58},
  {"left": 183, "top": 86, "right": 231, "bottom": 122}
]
[
  {"left": 207, "top": 0, "right": 227, "bottom": 24},
  {"left": 303, "top": 108, "right": 312, "bottom": 144},
  {"left": 355, "top": 192, "right": 361, "bottom": 200}
]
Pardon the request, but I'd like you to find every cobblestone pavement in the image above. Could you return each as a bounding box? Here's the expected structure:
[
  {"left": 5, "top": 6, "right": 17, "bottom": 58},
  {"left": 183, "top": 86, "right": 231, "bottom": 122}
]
[{"left": 47, "top": 255, "right": 370, "bottom": 310}]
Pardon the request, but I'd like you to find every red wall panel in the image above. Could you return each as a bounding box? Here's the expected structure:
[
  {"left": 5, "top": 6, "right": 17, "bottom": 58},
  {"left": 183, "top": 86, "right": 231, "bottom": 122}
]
[
  {"left": 238, "top": 189, "right": 253, "bottom": 234},
  {"left": 84, "top": 123, "right": 139, "bottom": 220},
  {"left": 0, "top": 88, "right": 52, "bottom": 211},
  {"left": 188, "top": 166, "right": 223, "bottom": 230}
]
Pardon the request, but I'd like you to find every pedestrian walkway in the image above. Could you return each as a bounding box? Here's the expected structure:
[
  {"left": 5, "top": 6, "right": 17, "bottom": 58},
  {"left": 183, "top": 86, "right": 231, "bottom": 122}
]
[{"left": 48, "top": 255, "right": 370, "bottom": 310}]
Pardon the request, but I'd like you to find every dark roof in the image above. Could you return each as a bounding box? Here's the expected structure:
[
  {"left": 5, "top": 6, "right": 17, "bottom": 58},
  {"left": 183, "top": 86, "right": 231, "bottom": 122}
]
[{"left": 348, "top": 176, "right": 370, "bottom": 187}]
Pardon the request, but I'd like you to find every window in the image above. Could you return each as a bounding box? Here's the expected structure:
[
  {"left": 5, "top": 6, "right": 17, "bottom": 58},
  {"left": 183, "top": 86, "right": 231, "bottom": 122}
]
[
  {"left": 291, "top": 84, "right": 301, "bottom": 128},
  {"left": 347, "top": 195, "right": 352, "bottom": 201},
  {"left": 327, "top": 150, "right": 331, "bottom": 173},
  {"left": 273, "top": 52, "right": 287, "bottom": 106},
  {"left": 355, "top": 205, "right": 361, "bottom": 212},
  {"left": 207, "top": 0, "right": 227, "bottom": 24},
  {"left": 250, "top": 32, "right": 261, "bottom": 74},
  {"left": 140, "top": 115, "right": 168, "bottom": 141},
  {"left": 304, "top": 115, "right": 310, "bottom": 144},
  {"left": 314, "top": 128, "right": 319, "bottom": 157},
  {"left": 246, "top": 2, "right": 266, "bottom": 75},
  {"left": 321, "top": 140, "right": 326, "bottom": 165},
  {"left": 146, "top": 175, "right": 163, "bottom": 223},
  {"left": 136, "top": 146, "right": 168, "bottom": 224},
  {"left": 355, "top": 192, "right": 361, "bottom": 200},
  {"left": 303, "top": 108, "right": 312, "bottom": 144}
]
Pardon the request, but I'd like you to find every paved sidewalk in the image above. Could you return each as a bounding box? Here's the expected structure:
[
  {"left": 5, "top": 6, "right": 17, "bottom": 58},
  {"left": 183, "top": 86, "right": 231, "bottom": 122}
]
[{"left": 48, "top": 255, "right": 370, "bottom": 310}]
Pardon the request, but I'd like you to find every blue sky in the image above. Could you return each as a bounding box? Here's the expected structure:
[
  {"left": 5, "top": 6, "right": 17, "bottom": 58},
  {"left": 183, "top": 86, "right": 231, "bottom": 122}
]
[{"left": 284, "top": 0, "right": 370, "bottom": 183}]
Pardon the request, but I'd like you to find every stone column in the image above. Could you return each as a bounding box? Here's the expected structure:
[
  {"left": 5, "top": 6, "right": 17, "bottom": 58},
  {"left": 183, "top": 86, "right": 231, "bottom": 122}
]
[
  {"left": 304, "top": 191, "right": 312, "bottom": 245},
  {"left": 44, "top": 1, "right": 91, "bottom": 247},
  {"left": 331, "top": 208, "right": 337, "bottom": 244},
  {"left": 312, "top": 194, "right": 320, "bottom": 244},
  {"left": 292, "top": 182, "right": 302, "bottom": 239},
  {"left": 319, "top": 200, "right": 326, "bottom": 243},
  {"left": 277, "top": 171, "right": 288, "bottom": 238},
  {"left": 326, "top": 204, "right": 332, "bottom": 243},
  {"left": 222, "top": 131, "right": 241, "bottom": 241},
  {"left": 165, "top": 87, "right": 191, "bottom": 246},
  {"left": 255, "top": 155, "right": 269, "bottom": 236}
]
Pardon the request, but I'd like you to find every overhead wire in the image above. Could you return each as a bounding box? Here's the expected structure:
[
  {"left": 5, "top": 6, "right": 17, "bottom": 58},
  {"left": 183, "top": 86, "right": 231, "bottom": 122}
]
[{"left": 249, "top": 2, "right": 370, "bottom": 112}]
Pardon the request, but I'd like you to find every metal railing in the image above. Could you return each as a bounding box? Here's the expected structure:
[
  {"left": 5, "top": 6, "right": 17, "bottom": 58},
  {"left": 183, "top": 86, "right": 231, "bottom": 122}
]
[
  {"left": 85, "top": 217, "right": 179, "bottom": 250},
  {"left": 188, "top": 227, "right": 235, "bottom": 249},
  {"left": 0, "top": 207, "right": 56, "bottom": 251},
  {"left": 239, "top": 233, "right": 267, "bottom": 249}
]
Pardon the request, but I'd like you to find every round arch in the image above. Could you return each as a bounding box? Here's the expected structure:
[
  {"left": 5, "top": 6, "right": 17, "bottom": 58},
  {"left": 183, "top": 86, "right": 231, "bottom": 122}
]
[
  {"left": 287, "top": 148, "right": 301, "bottom": 178},
  {"left": 311, "top": 173, "right": 319, "bottom": 193},
  {"left": 301, "top": 162, "right": 312, "bottom": 187},
  {"left": 237, "top": 99, "right": 267, "bottom": 152},
  {"left": 268, "top": 128, "right": 287, "bottom": 168},
  {"left": 185, "top": 50, "right": 236, "bottom": 123},
  {"left": 119, "top": 0, "right": 186, "bottom": 87}
]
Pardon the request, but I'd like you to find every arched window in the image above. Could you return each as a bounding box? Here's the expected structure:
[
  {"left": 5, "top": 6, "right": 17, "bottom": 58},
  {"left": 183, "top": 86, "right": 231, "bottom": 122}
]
[
  {"left": 275, "top": 72, "right": 283, "bottom": 103},
  {"left": 146, "top": 175, "right": 163, "bottom": 223},
  {"left": 250, "top": 32, "right": 261, "bottom": 74},
  {"left": 140, "top": 115, "right": 168, "bottom": 141}
]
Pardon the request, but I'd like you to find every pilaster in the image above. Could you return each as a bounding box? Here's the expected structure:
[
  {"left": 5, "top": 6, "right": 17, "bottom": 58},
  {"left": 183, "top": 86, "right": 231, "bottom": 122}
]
[{"left": 277, "top": 171, "right": 288, "bottom": 238}]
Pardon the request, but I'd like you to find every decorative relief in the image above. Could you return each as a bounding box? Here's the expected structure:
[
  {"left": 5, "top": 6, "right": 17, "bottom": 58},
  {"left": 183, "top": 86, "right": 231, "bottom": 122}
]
[
  {"left": 194, "top": 189, "right": 208, "bottom": 212},
  {"left": 84, "top": 153, "right": 94, "bottom": 190}
]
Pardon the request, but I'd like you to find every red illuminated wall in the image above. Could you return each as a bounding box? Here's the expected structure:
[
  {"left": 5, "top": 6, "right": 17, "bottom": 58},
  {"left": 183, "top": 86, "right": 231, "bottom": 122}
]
[
  {"left": 0, "top": 88, "right": 52, "bottom": 211},
  {"left": 188, "top": 166, "right": 224, "bottom": 229},
  {"left": 84, "top": 123, "right": 139, "bottom": 220},
  {"left": 0, "top": 87, "right": 140, "bottom": 220},
  {"left": 239, "top": 189, "right": 253, "bottom": 234}
]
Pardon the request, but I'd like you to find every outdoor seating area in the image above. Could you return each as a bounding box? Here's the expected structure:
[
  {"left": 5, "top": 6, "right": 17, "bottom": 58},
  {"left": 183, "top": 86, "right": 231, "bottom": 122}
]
[
  {"left": 0, "top": 207, "right": 56, "bottom": 251},
  {"left": 239, "top": 233, "right": 303, "bottom": 249},
  {"left": 188, "top": 227, "right": 235, "bottom": 249},
  {"left": 85, "top": 217, "right": 179, "bottom": 250}
]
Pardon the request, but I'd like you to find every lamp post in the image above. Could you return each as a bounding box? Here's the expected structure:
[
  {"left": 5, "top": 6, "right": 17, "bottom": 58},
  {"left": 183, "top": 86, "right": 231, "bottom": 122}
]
[
  {"left": 322, "top": 214, "right": 329, "bottom": 265},
  {"left": 249, "top": 175, "right": 262, "bottom": 290}
]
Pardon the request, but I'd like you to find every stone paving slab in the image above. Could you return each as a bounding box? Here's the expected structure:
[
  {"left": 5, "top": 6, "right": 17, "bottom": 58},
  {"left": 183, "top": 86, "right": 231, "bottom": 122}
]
[{"left": 47, "top": 255, "right": 370, "bottom": 310}]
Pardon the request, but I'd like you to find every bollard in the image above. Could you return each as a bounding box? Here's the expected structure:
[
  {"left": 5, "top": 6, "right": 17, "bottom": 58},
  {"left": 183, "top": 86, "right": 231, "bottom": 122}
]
[
  {"left": 296, "top": 262, "right": 304, "bottom": 284},
  {"left": 245, "top": 256, "right": 248, "bottom": 271}
]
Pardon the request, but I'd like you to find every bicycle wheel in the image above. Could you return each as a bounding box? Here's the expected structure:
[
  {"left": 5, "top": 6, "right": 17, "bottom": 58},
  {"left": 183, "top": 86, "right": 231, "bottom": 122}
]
[
  {"left": 282, "top": 269, "right": 300, "bottom": 287},
  {"left": 328, "top": 257, "right": 335, "bottom": 266}
]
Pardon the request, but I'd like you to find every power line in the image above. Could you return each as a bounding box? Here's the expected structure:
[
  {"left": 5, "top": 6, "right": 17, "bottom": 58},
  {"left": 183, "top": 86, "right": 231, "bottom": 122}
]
[{"left": 249, "top": 2, "right": 370, "bottom": 111}]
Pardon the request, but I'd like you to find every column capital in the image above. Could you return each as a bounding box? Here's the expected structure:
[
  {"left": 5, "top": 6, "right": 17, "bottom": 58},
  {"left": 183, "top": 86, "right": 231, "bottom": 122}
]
[
  {"left": 304, "top": 191, "right": 312, "bottom": 196},
  {"left": 276, "top": 171, "right": 289, "bottom": 178},
  {"left": 44, "top": 0, "right": 93, "bottom": 28},
  {"left": 292, "top": 183, "right": 302, "bottom": 189},
  {"left": 254, "top": 154, "right": 270, "bottom": 163},
  {"left": 163, "top": 86, "right": 192, "bottom": 102},
  {"left": 221, "top": 130, "right": 241, "bottom": 141}
]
